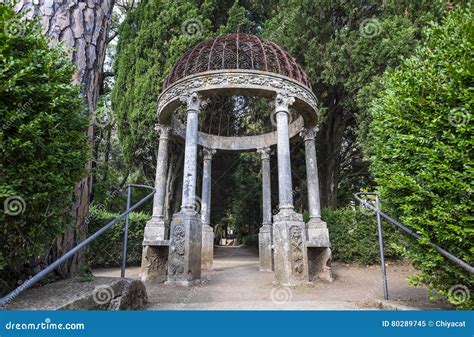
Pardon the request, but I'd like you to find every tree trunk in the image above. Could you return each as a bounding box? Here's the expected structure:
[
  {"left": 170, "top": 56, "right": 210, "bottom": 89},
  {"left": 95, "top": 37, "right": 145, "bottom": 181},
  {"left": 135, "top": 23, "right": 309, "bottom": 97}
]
[
  {"left": 15, "top": 0, "right": 115, "bottom": 277},
  {"left": 317, "top": 92, "right": 346, "bottom": 210}
]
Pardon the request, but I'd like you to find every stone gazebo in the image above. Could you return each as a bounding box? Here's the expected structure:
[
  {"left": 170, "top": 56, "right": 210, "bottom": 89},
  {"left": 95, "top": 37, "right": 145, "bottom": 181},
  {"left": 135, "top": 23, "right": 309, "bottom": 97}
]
[{"left": 141, "top": 33, "right": 332, "bottom": 286}]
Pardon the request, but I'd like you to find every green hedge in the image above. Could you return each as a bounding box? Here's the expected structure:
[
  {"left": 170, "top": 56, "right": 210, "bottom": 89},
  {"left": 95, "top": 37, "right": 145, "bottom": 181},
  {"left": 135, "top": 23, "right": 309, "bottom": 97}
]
[
  {"left": 324, "top": 207, "right": 403, "bottom": 264},
  {"left": 88, "top": 206, "right": 151, "bottom": 267},
  {"left": 0, "top": 4, "right": 88, "bottom": 293},
  {"left": 366, "top": 8, "right": 473, "bottom": 308}
]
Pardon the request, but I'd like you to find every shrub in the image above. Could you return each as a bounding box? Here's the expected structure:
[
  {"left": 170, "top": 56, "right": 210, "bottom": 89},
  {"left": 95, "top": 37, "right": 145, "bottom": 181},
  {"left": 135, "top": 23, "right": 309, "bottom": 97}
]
[
  {"left": 0, "top": 4, "right": 88, "bottom": 293},
  {"left": 366, "top": 8, "right": 473, "bottom": 308},
  {"left": 323, "top": 207, "right": 403, "bottom": 264},
  {"left": 88, "top": 206, "right": 151, "bottom": 267}
]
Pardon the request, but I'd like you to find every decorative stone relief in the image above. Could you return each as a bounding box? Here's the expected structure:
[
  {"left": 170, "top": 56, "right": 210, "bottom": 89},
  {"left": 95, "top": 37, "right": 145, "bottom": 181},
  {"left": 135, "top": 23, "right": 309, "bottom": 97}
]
[
  {"left": 179, "top": 92, "right": 201, "bottom": 111},
  {"left": 168, "top": 224, "right": 186, "bottom": 277},
  {"left": 157, "top": 71, "right": 318, "bottom": 117},
  {"left": 257, "top": 147, "right": 272, "bottom": 160},
  {"left": 299, "top": 126, "right": 318, "bottom": 142},
  {"left": 275, "top": 92, "right": 296, "bottom": 112},
  {"left": 289, "top": 225, "right": 305, "bottom": 276},
  {"left": 202, "top": 147, "right": 216, "bottom": 161}
]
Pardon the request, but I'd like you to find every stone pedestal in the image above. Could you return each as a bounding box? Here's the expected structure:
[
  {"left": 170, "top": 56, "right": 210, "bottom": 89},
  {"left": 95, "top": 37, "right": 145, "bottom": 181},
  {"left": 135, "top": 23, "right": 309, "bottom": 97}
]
[
  {"left": 201, "top": 224, "right": 214, "bottom": 270},
  {"left": 141, "top": 245, "right": 168, "bottom": 282},
  {"left": 258, "top": 224, "right": 273, "bottom": 271},
  {"left": 307, "top": 221, "right": 330, "bottom": 246},
  {"left": 272, "top": 212, "right": 309, "bottom": 285},
  {"left": 167, "top": 212, "right": 202, "bottom": 285},
  {"left": 143, "top": 217, "right": 167, "bottom": 242}
]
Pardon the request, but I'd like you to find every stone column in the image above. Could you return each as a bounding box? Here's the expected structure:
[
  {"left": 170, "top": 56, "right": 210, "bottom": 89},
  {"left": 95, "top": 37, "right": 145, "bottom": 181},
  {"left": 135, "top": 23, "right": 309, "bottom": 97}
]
[
  {"left": 258, "top": 147, "right": 273, "bottom": 271},
  {"left": 141, "top": 125, "right": 170, "bottom": 282},
  {"left": 272, "top": 93, "right": 308, "bottom": 285},
  {"left": 300, "top": 127, "right": 330, "bottom": 242},
  {"left": 144, "top": 125, "right": 171, "bottom": 242},
  {"left": 201, "top": 147, "right": 216, "bottom": 271},
  {"left": 167, "top": 92, "right": 203, "bottom": 286},
  {"left": 301, "top": 127, "right": 332, "bottom": 282}
]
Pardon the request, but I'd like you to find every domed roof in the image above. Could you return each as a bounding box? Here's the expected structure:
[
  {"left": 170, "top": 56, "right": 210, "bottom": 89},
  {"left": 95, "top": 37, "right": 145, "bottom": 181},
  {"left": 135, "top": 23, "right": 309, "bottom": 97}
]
[{"left": 163, "top": 33, "right": 311, "bottom": 89}]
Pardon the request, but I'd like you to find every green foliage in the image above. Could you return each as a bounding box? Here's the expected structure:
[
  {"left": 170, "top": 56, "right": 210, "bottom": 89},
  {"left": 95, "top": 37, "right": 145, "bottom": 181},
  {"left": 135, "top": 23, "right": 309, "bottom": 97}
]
[
  {"left": 323, "top": 207, "right": 403, "bottom": 264},
  {"left": 263, "top": 0, "right": 450, "bottom": 207},
  {"left": 0, "top": 4, "right": 88, "bottom": 292},
  {"left": 240, "top": 234, "right": 258, "bottom": 248},
  {"left": 112, "top": 0, "right": 215, "bottom": 169},
  {"left": 88, "top": 206, "right": 151, "bottom": 267},
  {"left": 366, "top": 8, "right": 473, "bottom": 309}
]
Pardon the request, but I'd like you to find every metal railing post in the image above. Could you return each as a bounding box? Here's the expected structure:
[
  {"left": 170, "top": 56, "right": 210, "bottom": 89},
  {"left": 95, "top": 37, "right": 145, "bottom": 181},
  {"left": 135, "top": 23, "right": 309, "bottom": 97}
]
[
  {"left": 121, "top": 184, "right": 132, "bottom": 278},
  {"left": 375, "top": 195, "right": 389, "bottom": 300},
  {"left": 0, "top": 185, "right": 155, "bottom": 307}
]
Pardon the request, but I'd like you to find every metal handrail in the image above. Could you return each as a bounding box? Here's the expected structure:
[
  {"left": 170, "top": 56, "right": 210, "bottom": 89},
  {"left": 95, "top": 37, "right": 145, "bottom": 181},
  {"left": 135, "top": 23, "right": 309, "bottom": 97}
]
[
  {"left": 355, "top": 192, "right": 474, "bottom": 274},
  {"left": 0, "top": 184, "right": 155, "bottom": 307}
]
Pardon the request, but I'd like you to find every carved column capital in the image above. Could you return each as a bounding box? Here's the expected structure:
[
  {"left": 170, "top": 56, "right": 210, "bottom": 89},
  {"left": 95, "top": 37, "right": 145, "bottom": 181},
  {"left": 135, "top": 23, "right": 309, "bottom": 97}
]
[
  {"left": 202, "top": 147, "right": 216, "bottom": 161},
  {"left": 257, "top": 147, "right": 272, "bottom": 161},
  {"left": 179, "top": 92, "right": 202, "bottom": 111},
  {"left": 275, "top": 92, "right": 296, "bottom": 112},
  {"left": 155, "top": 124, "right": 171, "bottom": 139},
  {"left": 299, "top": 126, "right": 318, "bottom": 142}
]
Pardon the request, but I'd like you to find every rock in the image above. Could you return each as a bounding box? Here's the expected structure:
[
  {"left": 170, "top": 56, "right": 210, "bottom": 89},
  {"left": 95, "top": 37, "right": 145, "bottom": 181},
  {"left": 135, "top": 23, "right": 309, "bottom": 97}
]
[{"left": 4, "top": 277, "right": 147, "bottom": 310}]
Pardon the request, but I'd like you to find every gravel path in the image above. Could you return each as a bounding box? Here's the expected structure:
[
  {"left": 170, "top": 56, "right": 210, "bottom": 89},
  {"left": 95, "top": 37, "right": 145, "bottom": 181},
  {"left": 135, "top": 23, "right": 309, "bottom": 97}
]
[{"left": 94, "top": 246, "right": 450, "bottom": 310}]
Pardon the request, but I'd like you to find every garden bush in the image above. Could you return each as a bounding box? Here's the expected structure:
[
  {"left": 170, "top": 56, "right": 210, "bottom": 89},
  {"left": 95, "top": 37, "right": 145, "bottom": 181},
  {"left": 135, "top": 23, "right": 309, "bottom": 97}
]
[
  {"left": 323, "top": 207, "right": 403, "bottom": 264},
  {"left": 366, "top": 8, "right": 473, "bottom": 308},
  {"left": 0, "top": 4, "right": 88, "bottom": 293},
  {"left": 88, "top": 206, "right": 151, "bottom": 267}
]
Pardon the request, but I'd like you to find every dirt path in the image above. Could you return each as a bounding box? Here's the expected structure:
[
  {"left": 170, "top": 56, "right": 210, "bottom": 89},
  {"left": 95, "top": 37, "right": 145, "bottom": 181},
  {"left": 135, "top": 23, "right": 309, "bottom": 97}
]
[{"left": 93, "top": 246, "right": 450, "bottom": 310}]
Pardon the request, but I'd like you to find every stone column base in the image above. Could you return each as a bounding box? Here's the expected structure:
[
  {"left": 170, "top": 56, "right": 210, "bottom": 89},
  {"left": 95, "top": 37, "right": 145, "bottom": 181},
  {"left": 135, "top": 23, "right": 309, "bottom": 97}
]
[
  {"left": 258, "top": 224, "right": 273, "bottom": 271},
  {"left": 143, "top": 217, "right": 168, "bottom": 241},
  {"left": 272, "top": 212, "right": 309, "bottom": 285},
  {"left": 166, "top": 212, "right": 202, "bottom": 286},
  {"left": 201, "top": 224, "right": 214, "bottom": 271},
  {"left": 308, "top": 247, "right": 333, "bottom": 282},
  {"left": 140, "top": 245, "right": 168, "bottom": 282},
  {"left": 307, "top": 226, "right": 330, "bottom": 247}
]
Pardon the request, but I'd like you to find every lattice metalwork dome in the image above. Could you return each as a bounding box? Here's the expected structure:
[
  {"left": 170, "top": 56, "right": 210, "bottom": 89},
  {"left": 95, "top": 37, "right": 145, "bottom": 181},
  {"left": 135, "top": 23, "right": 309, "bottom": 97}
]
[{"left": 163, "top": 33, "right": 311, "bottom": 89}]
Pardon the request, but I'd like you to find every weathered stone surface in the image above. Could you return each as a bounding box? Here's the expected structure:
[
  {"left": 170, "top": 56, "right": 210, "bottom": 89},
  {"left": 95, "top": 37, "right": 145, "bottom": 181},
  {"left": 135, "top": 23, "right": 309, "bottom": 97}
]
[
  {"left": 201, "top": 225, "right": 214, "bottom": 271},
  {"left": 307, "top": 227, "right": 331, "bottom": 247},
  {"left": 272, "top": 213, "right": 309, "bottom": 285},
  {"left": 141, "top": 245, "right": 168, "bottom": 282},
  {"left": 167, "top": 212, "right": 202, "bottom": 285},
  {"left": 5, "top": 277, "right": 147, "bottom": 310},
  {"left": 307, "top": 247, "right": 333, "bottom": 282},
  {"left": 258, "top": 225, "right": 273, "bottom": 271}
]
